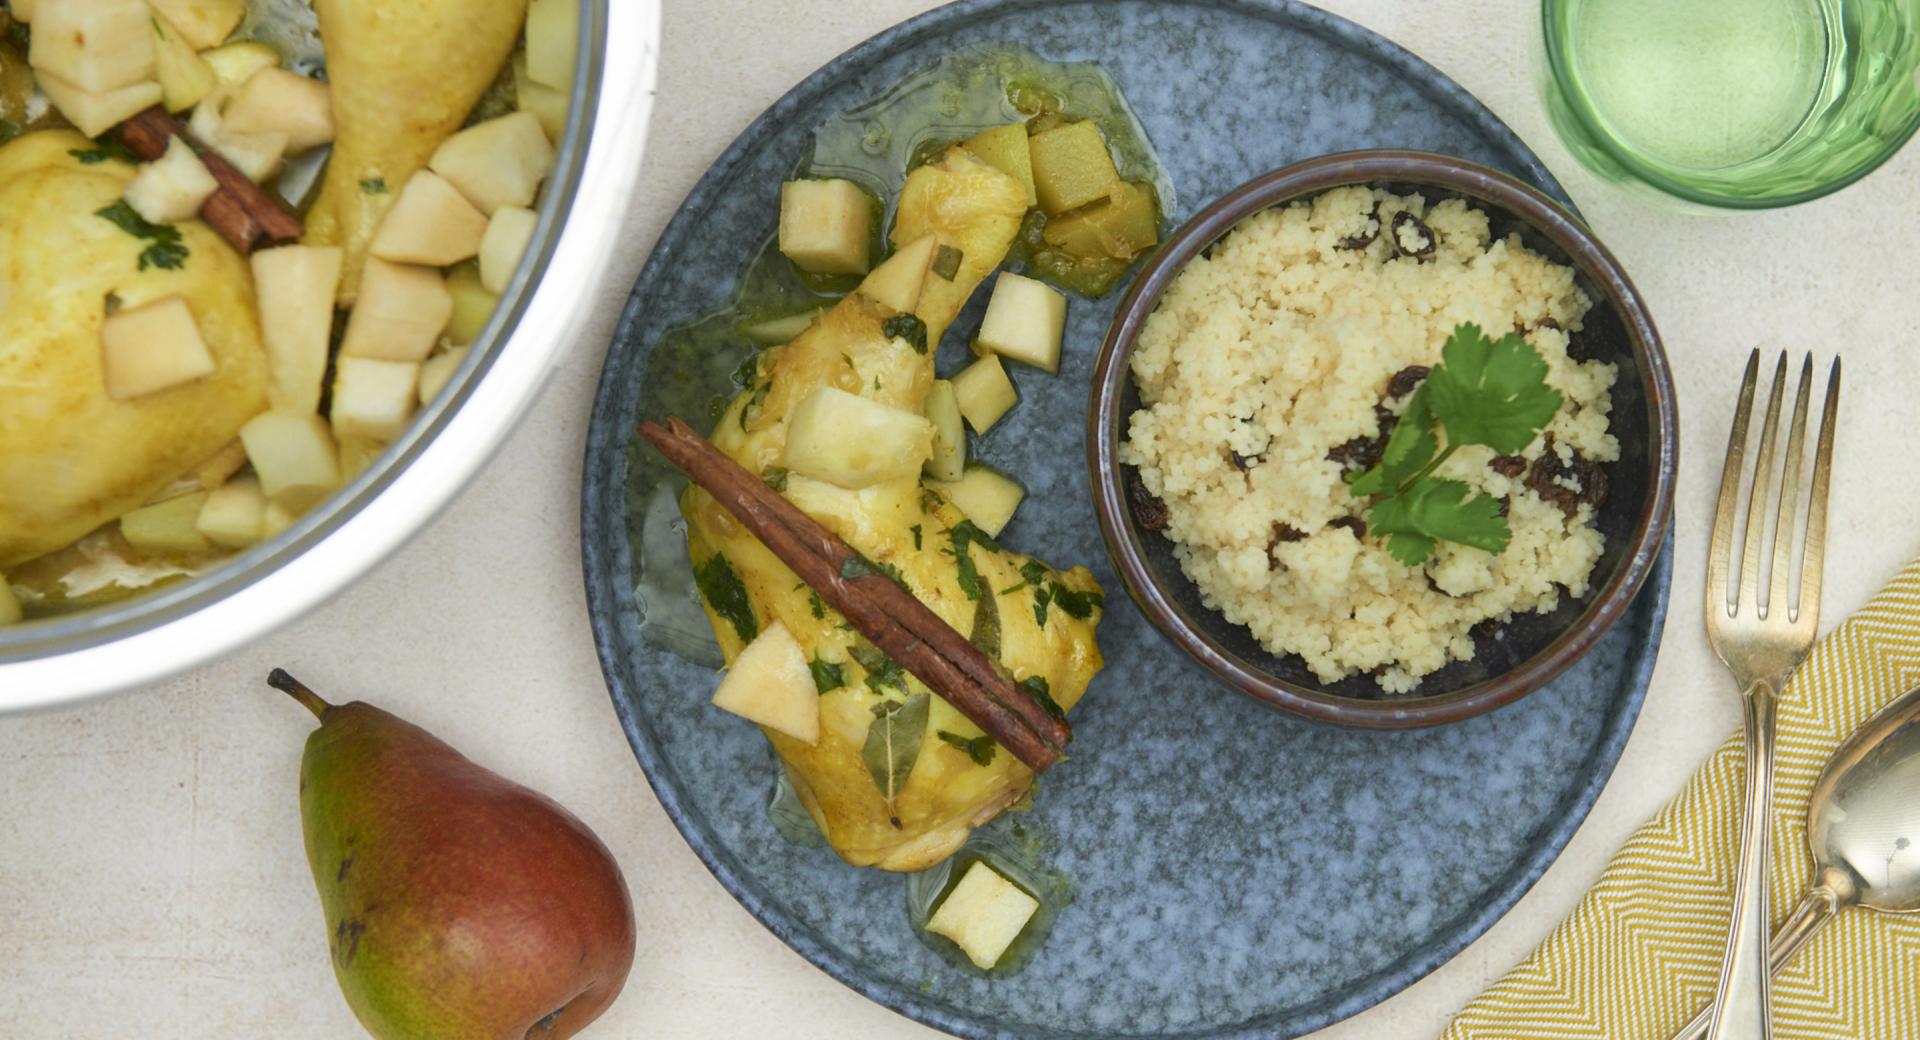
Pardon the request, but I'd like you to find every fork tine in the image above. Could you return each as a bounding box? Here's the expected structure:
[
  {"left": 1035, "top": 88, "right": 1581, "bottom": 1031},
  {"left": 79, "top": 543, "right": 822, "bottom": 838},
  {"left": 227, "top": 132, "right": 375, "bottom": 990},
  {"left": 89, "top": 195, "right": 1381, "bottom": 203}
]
[
  {"left": 1739, "top": 354, "right": 1789, "bottom": 615},
  {"left": 1799, "top": 357, "right": 1841, "bottom": 621},
  {"left": 1768, "top": 357, "right": 1815, "bottom": 619},
  {"left": 1709, "top": 351, "right": 1761, "bottom": 616}
]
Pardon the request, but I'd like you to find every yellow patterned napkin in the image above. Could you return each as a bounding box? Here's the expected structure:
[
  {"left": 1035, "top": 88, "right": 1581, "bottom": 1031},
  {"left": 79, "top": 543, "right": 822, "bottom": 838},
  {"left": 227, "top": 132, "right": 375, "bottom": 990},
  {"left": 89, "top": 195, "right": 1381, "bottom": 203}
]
[{"left": 1447, "top": 561, "right": 1920, "bottom": 1040}]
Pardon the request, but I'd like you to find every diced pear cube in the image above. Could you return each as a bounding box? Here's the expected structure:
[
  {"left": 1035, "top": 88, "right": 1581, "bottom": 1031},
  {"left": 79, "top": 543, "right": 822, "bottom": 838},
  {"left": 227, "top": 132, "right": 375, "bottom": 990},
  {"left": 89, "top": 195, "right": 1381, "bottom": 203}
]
[
  {"left": 335, "top": 436, "right": 385, "bottom": 482},
  {"left": 513, "top": 55, "right": 569, "bottom": 142},
  {"left": 444, "top": 262, "right": 499, "bottom": 346},
  {"left": 147, "top": 0, "right": 246, "bottom": 51},
  {"left": 1028, "top": 120, "right": 1122, "bottom": 216},
  {"left": 239, "top": 410, "right": 340, "bottom": 507},
  {"left": 123, "top": 136, "right": 218, "bottom": 225},
  {"left": 330, "top": 358, "right": 420, "bottom": 442},
  {"left": 189, "top": 439, "right": 249, "bottom": 490},
  {"left": 858, "top": 234, "right": 938, "bottom": 314},
  {"left": 949, "top": 354, "right": 1018, "bottom": 435},
  {"left": 778, "top": 178, "right": 871, "bottom": 275},
  {"left": 963, "top": 124, "right": 1037, "bottom": 207},
  {"left": 201, "top": 41, "right": 280, "bottom": 90},
  {"left": 100, "top": 296, "right": 216, "bottom": 400},
  {"left": 418, "top": 347, "right": 469, "bottom": 405},
  {"left": 35, "top": 72, "right": 162, "bottom": 138},
  {"left": 924, "top": 379, "right": 966, "bottom": 483},
  {"left": 1041, "top": 181, "right": 1159, "bottom": 261},
  {"left": 251, "top": 245, "right": 343, "bottom": 414},
  {"left": 189, "top": 92, "right": 287, "bottom": 182},
  {"left": 222, "top": 68, "right": 334, "bottom": 154},
  {"left": 260, "top": 498, "right": 298, "bottom": 539},
  {"left": 783, "top": 387, "right": 933, "bottom": 489},
  {"left": 977, "top": 273, "right": 1066, "bottom": 373},
  {"left": 340, "top": 258, "right": 452, "bottom": 363},
  {"left": 30, "top": 0, "right": 154, "bottom": 93},
  {"left": 151, "top": 10, "right": 217, "bottom": 112},
  {"left": 428, "top": 112, "right": 556, "bottom": 216},
  {"left": 195, "top": 475, "right": 266, "bottom": 549},
  {"left": 925, "top": 861, "right": 1039, "bottom": 970},
  {"left": 0, "top": 574, "right": 20, "bottom": 626},
  {"left": 370, "top": 171, "right": 488, "bottom": 267},
  {"left": 9, "top": 0, "right": 33, "bottom": 23},
  {"left": 478, "top": 205, "right": 538, "bottom": 294},
  {"left": 711, "top": 620, "right": 820, "bottom": 744},
  {"left": 121, "top": 492, "right": 213, "bottom": 554},
  {"left": 525, "top": 0, "right": 579, "bottom": 90},
  {"left": 930, "top": 466, "right": 1024, "bottom": 539}
]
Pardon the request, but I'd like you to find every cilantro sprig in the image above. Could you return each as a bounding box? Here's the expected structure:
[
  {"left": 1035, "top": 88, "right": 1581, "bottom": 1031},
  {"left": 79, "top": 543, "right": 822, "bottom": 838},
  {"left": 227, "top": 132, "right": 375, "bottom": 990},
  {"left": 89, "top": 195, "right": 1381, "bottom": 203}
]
[{"left": 1346, "top": 323, "right": 1562, "bottom": 566}]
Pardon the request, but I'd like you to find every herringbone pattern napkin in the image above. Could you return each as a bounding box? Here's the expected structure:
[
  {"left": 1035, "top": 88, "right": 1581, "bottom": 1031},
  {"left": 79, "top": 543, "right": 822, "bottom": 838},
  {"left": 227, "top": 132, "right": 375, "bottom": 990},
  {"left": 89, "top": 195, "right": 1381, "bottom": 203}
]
[{"left": 1446, "top": 562, "right": 1920, "bottom": 1039}]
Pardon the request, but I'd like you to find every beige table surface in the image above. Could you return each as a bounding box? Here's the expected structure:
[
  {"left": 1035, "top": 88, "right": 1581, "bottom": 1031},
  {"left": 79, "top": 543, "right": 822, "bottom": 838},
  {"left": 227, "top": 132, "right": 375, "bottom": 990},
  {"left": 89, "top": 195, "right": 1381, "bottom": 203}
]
[{"left": 6, "top": 1, "right": 1920, "bottom": 1037}]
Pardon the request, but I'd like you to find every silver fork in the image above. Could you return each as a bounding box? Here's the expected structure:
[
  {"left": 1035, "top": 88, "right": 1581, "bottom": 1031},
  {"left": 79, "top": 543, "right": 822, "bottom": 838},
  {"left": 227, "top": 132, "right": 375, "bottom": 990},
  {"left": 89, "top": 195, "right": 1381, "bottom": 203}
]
[{"left": 1701, "top": 351, "right": 1840, "bottom": 1040}]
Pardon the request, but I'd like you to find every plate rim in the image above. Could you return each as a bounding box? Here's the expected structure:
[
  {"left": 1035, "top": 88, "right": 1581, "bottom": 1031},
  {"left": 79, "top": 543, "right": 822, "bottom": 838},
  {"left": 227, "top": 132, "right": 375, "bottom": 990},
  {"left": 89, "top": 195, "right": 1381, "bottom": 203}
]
[{"left": 582, "top": 1, "right": 1675, "bottom": 1036}]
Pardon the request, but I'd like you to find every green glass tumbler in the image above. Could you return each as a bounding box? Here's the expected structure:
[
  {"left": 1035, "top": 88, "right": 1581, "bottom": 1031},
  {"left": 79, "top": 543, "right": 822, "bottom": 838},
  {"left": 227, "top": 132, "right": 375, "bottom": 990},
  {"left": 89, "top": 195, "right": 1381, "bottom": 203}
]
[{"left": 1543, "top": 0, "right": 1920, "bottom": 207}]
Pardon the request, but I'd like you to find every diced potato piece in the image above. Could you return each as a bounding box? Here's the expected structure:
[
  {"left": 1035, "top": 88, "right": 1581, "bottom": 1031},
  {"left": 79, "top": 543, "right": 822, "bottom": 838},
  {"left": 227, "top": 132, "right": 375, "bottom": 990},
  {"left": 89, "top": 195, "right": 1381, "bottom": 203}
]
[
  {"left": 100, "top": 296, "right": 216, "bottom": 400},
  {"left": 931, "top": 466, "right": 1025, "bottom": 539},
  {"left": 123, "top": 136, "right": 218, "bottom": 225},
  {"left": 189, "top": 439, "right": 249, "bottom": 490},
  {"left": 151, "top": 10, "right": 216, "bottom": 112},
  {"left": 30, "top": 0, "right": 154, "bottom": 93},
  {"left": 370, "top": 171, "right": 488, "bottom": 267},
  {"left": 925, "top": 861, "right": 1040, "bottom": 970},
  {"left": 1041, "top": 181, "right": 1159, "bottom": 261},
  {"left": 418, "top": 347, "right": 469, "bottom": 405},
  {"left": 514, "top": 55, "right": 568, "bottom": 142},
  {"left": 976, "top": 273, "right": 1067, "bottom": 373},
  {"left": 525, "top": 0, "right": 579, "bottom": 90},
  {"left": 711, "top": 620, "right": 820, "bottom": 744},
  {"left": 924, "top": 379, "right": 966, "bottom": 482},
  {"left": 428, "top": 112, "right": 556, "bottom": 215},
  {"left": 239, "top": 410, "right": 340, "bottom": 507},
  {"left": 778, "top": 178, "right": 871, "bottom": 275},
  {"left": 195, "top": 475, "right": 266, "bottom": 549},
  {"left": 0, "top": 574, "right": 20, "bottom": 626},
  {"left": 121, "top": 492, "right": 212, "bottom": 554},
  {"left": 35, "top": 72, "right": 162, "bottom": 138},
  {"left": 189, "top": 91, "right": 287, "bottom": 182},
  {"left": 783, "top": 387, "right": 933, "bottom": 489},
  {"left": 444, "top": 262, "right": 499, "bottom": 346},
  {"left": 147, "top": 0, "right": 246, "bottom": 51},
  {"left": 478, "top": 205, "right": 538, "bottom": 294},
  {"left": 340, "top": 258, "right": 453, "bottom": 363},
  {"left": 857, "top": 234, "right": 938, "bottom": 314},
  {"left": 1027, "top": 120, "right": 1122, "bottom": 216},
  {"left": 201, "top": 41, "right": 279, "bottom": 90},
  {"left": 963, "top": 124, "right": 1037, "bottom": 207},
  {"left": 252, "top": 245, "right": 343, "bottom": 414},
  {"left": 741, "top": 309, "right": 821, "bottom": 347},
  {"left": 330, "top": 358, "right": 420, "bottom": 441},
  {"left": 223, "top": 68, "right": 334, "bottom": 154},
  {"left": 949, "top": 354, "right": 1017, "bottom": 434}
]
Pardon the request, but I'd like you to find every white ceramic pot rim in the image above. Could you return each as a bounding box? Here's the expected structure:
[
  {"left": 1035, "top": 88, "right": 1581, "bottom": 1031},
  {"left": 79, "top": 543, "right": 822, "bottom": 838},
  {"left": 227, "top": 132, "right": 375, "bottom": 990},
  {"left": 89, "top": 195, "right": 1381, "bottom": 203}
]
[{"left": 0, "top": 0, "right": 662, "bottom": 713}]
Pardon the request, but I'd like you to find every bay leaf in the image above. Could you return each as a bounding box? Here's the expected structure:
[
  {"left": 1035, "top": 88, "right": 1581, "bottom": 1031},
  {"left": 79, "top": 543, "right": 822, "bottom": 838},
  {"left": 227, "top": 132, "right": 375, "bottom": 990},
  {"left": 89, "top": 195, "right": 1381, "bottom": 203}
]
[{"left": 862, "top": 693, "right": 930, "bottom": 826}]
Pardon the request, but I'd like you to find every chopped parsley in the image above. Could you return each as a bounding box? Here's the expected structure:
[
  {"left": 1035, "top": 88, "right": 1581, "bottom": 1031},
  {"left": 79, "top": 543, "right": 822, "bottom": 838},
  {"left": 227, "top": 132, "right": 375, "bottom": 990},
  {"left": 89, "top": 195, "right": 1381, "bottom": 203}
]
[
  {"left": 359, "top": 177, "right": 388, "bottom": 194},
  {"left": 692, "top": 553, "right": 756, "bottom": 644},
  {"left": 69, "top": 140, "right": 135, "bottom": 165},
  {"left": 840, "top": 553, "right": 907, "bottom": 589},
  {"left": 1346, "top": 323, "right": 1562, "bottom": 565},
  {"left": 849, "top": 642, "right": 907, "bottom": 695},
  {"left": 947, "top": 520, "right": 1002, "bottom": 601},
  {"left": 937, "top": 730, "right": 997, "bottom": 766},
  {"left": 761, "top": 466, "right": 789, "bottom": 492},
  {"left": 909, "top": 523, "right": 923, "bottom": 550},
  {"left": 807, "top": 591, "right": 825, "bottom": 620},
  {"left": 1020, "top": 675, "right": 1066, "bottom": 723},
  {"left": 95, "top": 201, "right": 189, "bottom": 272},
  {"left": 808, "top": 656, "right": 845, "bottom": 694},
  {"left": 1018, "top": 559, "right": 1102, "bottom": 626},
  {"left": 881, "top": 314, "right": 929, "bottom": 354}
]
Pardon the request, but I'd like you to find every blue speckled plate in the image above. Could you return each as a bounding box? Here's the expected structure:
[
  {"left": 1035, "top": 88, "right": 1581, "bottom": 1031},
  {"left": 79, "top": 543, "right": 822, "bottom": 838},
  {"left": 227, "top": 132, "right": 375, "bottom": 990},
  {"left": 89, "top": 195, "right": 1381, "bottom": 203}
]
[{"left": 582, "top": 2, "right": 1674, "bottom": 1037}]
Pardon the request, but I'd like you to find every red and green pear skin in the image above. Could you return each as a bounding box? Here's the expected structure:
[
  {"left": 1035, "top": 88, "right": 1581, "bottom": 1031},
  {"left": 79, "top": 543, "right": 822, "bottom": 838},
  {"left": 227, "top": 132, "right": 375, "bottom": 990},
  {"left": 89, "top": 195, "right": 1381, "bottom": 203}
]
[{"left": 293, "top": 693, "right": 635, "bottom": 1040}]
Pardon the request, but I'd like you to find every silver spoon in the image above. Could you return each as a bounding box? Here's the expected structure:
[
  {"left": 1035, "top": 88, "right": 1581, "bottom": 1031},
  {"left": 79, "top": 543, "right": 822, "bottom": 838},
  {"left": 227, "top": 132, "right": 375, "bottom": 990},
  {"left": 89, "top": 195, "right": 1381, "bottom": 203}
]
[{"left": 1673, "top": 682, "right": 1920, "bottom": 1039}]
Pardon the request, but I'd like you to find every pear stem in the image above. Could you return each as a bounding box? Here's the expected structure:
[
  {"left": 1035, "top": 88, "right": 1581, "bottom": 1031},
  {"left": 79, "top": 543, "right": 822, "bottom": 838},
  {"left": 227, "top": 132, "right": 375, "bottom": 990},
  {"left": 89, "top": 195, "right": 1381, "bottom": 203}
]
[{"left": 267, "top": 669, "right": 333, "bottom": 719}]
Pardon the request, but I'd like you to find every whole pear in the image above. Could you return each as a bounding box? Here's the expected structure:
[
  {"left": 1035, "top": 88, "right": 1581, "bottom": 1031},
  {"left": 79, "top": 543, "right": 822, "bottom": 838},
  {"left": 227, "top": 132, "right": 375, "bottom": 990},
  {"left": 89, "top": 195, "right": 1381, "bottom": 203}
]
[{"left": 269, "top": 669, "right": 635, "bottom": 1040}]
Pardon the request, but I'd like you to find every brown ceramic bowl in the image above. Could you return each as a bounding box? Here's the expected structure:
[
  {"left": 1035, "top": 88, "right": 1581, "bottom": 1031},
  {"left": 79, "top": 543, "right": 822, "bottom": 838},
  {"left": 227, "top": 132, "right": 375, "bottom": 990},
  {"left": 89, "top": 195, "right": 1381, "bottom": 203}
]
[{"left": 1088, "top": 151, "right": 1678, "bottom": 728}]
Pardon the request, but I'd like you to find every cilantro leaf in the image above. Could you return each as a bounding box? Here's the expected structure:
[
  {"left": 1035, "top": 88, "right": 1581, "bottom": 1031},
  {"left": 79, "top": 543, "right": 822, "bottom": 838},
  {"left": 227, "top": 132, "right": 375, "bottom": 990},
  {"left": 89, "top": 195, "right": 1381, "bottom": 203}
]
[
  {"left": 1367, "top": 479, "right": 1509, "bottom": 565},
  {"left": 1424, "top": 324, "right": 1563, "bottom": 453},
  {"left": 1347, "top": 387, "right": 1437, "bottom": 497}
]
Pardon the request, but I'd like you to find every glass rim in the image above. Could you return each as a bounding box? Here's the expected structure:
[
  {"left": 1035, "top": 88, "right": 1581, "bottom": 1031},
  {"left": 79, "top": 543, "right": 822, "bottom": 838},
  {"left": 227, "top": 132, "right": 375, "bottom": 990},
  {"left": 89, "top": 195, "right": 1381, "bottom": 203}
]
[{"left": 1540, "top": 0, "right": 1920, "bottom": 210}]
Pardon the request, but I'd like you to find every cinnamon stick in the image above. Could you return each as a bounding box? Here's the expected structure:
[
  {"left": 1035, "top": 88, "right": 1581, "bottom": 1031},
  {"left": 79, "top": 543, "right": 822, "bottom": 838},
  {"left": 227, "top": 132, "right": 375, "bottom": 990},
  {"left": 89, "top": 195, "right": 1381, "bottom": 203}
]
[
  {"left": 639, "top": 417, "right": 1072, "bottom": 772},
  {"left": 116, "top": 106, "right": 304, "bottom": 255}
]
